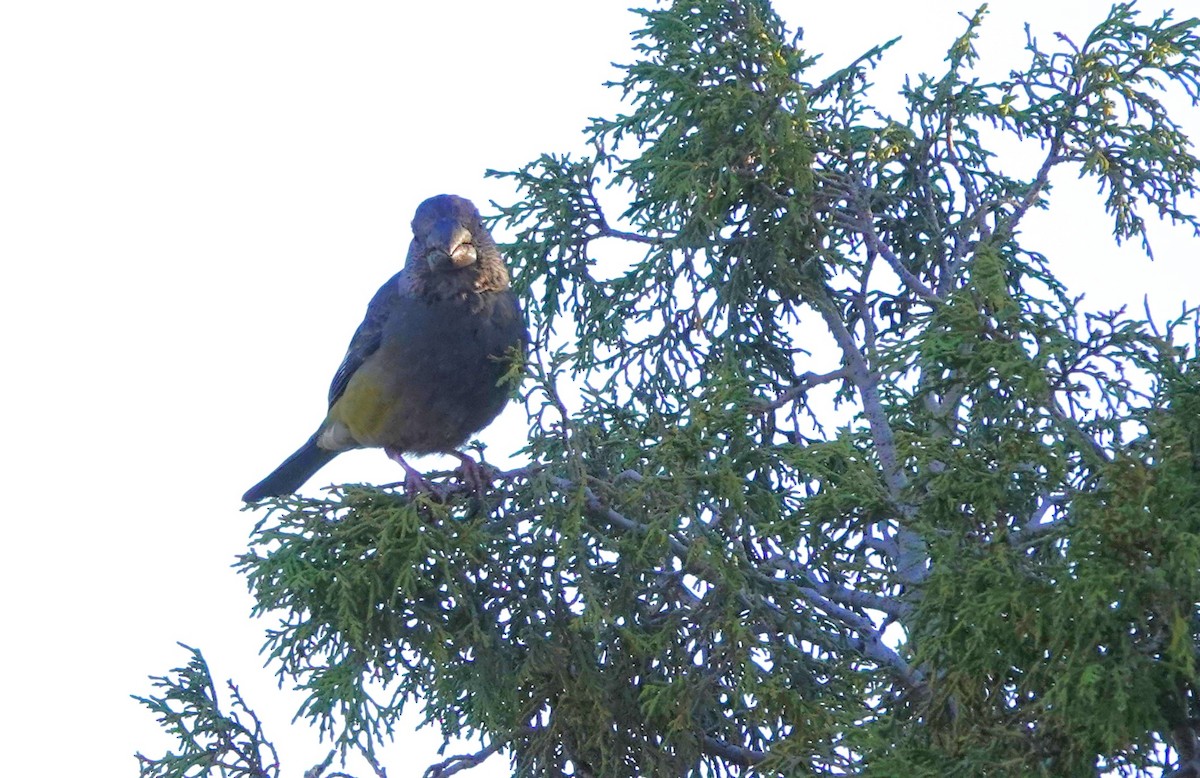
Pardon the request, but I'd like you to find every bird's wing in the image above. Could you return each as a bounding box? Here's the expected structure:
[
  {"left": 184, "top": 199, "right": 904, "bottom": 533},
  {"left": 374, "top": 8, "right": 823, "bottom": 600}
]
[{"left": 327, "top": 271, "right": 408, "bottom": 407}]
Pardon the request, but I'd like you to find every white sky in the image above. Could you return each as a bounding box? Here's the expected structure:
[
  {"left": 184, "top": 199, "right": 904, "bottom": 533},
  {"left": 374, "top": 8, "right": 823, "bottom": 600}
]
[{"left": 2, "top": 2, "right": 1195, "bottom": 776}]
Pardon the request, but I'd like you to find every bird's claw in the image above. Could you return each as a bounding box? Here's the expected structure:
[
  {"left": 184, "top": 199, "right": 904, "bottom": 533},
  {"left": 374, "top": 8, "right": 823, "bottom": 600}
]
[
  {"left": 387, "top": 448, "right": 441, "bottom": 497},
  {"left": 450, "top": 451, "right": 493, "bottom": 493},
  {"left": 387, "top": 448, "right": 493, "bottom": 498},
  {"left": 404, "top": 469, "right": 435, "bottom": 496}
]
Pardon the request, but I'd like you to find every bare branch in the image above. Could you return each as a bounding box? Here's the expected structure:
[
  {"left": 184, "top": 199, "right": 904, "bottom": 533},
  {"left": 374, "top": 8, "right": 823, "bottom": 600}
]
[
  {"left": 700, "top": 736, "right": 766, "bottom": 766},
  {"left": 859, "top": 220, "right": 942, "bottom": 303},
  {"left": 755, "top": 368, "right": 851, "bottom": 412},
  {"left": 582, "top": 179, "right": 669, "bottom": 246},
  {"left": 304, "top": 751, "right": 337, "bottom": 778},
  {"left": 596, "top": 223, "right": 664, "bottom": 245},
  {"left": 810, "top": 288, "right": 930, "bottom": 588},
  {"left": 800, "top": 589, "right": 926, "bottom": 691},
  {"left": 1009, "top": 494, "right": 1068, "bottom": 546},
  {"left": 424, "top": 739, "right": 508, "bottom": 778},
  {"left": 763, "top": 554, "right": 911, "bottom": 618}
]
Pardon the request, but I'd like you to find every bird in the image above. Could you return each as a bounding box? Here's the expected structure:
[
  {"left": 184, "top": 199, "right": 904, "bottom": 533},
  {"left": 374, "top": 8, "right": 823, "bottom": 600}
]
[{"left": 242, "top": 194, "right": 528, "bottom": 502}]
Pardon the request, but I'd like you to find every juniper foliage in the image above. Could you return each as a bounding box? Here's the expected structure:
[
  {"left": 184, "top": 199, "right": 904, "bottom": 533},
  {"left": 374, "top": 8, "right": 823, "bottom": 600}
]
[{"left": 137, "top": 2, "right": 1200, "bottom": 776}]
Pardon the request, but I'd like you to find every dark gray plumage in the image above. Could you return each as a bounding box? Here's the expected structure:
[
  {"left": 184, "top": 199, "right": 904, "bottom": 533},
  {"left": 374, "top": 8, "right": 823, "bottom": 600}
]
[{"left": 242, "top": 194, "right": 527, "bottom": 502}]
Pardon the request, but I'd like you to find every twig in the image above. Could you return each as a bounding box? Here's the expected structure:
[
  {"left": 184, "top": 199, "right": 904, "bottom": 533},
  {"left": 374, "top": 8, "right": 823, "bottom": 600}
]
[
  {"left": 423, "top": 739, "right": 508, "bottom": 778},
  {"left": 858, "top": 220, "right": 941, "bottom": 303},
  {"left": 552, "top": 476, "right": 691, "bottom": 558},
  {"left": 825, "top": 169, "right": 941, "bottom": 303},
  {"left": 304, "top": 751, "right": 337, "bottom": 778},
  {"left": 582, "top": 180, "right": 668, "bottom": 246},
  {"left": 755, "top": 368, "right": 851, "bottom": 412},
  {"left": 597, "top": 223, "right": 663, "bottom": 245},
  {"left": 763, "top": 555, "right": 911, "bottom": 618}
]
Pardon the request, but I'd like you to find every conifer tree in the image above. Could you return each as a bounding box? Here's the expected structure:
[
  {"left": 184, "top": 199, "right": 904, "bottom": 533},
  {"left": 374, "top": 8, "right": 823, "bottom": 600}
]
[{"left": 137, "top": 2, "right": 1200, "bottom": 775}]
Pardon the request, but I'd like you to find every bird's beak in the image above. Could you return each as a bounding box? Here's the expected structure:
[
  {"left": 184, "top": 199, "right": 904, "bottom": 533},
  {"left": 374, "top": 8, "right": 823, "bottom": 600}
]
[{"left": 426, "top": 219, "right": 477, "bottom": 271}]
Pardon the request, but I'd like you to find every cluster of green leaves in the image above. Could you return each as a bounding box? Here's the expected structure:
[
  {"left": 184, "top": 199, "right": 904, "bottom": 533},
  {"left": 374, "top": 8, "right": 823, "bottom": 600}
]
[
  {"left": 138, "top": 1, "right": 1200, "bottom": 776},
  {"left": 134, "top": 645, "right": 280, "bottom": 778}
]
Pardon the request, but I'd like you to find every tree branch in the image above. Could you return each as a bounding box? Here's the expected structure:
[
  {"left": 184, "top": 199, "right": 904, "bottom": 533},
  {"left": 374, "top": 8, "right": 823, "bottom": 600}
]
[
  {"left": 701, "top": 735, "right": 766, "bottom": 766},
  {"left": 754, "top": 368, "right": 851, "bottom": 412},
  {"left": 1009, "top": 494, "right": 1068, "bottom": 546},
  {"left": 763, "top": 554, "right": 911, "bottom": 618},
  {"left": 423, "top": 738, "right": 509, "bottom": 778},
  {"left": 811, "top": 288, "right": 929, "bottom": 588}
]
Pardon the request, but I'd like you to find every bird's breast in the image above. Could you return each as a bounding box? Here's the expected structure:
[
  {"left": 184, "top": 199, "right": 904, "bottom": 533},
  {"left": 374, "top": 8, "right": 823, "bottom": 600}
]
[{"left": 322, "top": 291, "right": 526, "bottom": 453}]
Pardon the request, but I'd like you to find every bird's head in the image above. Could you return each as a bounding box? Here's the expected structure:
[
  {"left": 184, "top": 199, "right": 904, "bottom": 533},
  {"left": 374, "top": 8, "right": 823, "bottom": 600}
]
[{"left": 411, "top": 194, "right": 487, "bottom": 273}]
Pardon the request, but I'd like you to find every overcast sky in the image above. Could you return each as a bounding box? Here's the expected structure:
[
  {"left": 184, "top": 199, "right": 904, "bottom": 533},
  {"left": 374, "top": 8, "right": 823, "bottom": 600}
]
[{"left": 2, "top": 2, "right": 1195, "bottom": 776}]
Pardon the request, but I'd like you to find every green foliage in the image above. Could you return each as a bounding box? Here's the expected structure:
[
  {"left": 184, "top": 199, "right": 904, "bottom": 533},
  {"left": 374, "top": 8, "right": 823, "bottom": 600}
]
[
  {"left": 138, "top": 1, "right": 1200, "bottom": 775},
  {"left": 134, "top": 645, "right": 280, "bottom": 778}
]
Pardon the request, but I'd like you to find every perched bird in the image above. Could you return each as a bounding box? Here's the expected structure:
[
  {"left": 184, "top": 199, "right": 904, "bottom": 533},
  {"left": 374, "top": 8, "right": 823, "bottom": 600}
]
[{"left": 242, "top": 194, "right": 528, "bottom": 502}]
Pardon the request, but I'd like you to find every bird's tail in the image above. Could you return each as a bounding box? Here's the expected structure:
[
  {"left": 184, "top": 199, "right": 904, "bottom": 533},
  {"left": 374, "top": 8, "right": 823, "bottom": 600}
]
[{"left": 242, "top": 436, "right": 339, "bottom": 502}]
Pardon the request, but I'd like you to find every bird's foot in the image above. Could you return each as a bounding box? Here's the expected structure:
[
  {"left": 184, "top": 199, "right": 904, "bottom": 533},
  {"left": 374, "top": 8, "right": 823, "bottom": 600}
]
[
  {"left": 450, "top": 451, "right": 493, "bottom": 493},
  {"left": 385, "top": 448, "right": 437, "bottom": 496}
]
